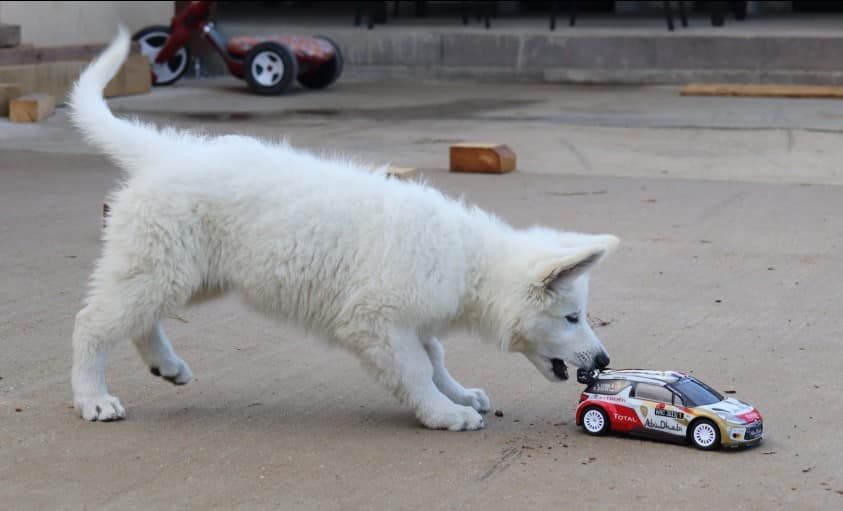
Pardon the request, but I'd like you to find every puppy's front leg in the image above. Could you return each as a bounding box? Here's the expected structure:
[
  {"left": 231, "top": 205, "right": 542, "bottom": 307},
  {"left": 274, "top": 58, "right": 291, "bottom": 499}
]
[
  {"left": 359, "top": 327, "right": 485, "bottom": 431},
  {"left": 423, "top": 337, "right": 490, "bottom": 413}
]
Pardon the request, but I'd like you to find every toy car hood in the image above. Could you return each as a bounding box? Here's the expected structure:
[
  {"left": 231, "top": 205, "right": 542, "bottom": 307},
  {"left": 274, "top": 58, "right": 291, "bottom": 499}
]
[{"left": 697, "top": 397, "right": 761, "bottom": 422}]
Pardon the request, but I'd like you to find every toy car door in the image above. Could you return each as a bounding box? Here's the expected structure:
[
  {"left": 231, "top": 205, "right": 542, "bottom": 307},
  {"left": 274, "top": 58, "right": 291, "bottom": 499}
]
[{"left": 629, "top": 382, "right": 688, "bottom": 438}]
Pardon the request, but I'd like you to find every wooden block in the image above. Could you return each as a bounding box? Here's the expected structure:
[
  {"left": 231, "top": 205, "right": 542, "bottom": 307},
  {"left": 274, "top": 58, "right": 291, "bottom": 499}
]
[
  {"left": 681, "top": 83, "right": 843, "bottom": 99},
  {"left": 450, "top": 143, "right": 516, "bottom": 174},
  {"left": 0, "top": 83, "right": 23, "bottom": 116},
  {"left": 9, "top": 93, "right": 55, "bottom": 123},
  {"left": 104, "top": 54, "right": 152, "bottom": 97},
  {"left": 386, "top": 165, "right": 417, "bottom": 181},
  {"left": 0, "top": 24, "right": 21, "bottom": 48}
]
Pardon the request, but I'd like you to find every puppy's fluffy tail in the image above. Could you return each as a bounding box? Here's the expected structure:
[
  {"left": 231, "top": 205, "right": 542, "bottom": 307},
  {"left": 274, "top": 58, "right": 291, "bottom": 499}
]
[{"left": 69, "top": 26, "right": 166, "bottom": 171}]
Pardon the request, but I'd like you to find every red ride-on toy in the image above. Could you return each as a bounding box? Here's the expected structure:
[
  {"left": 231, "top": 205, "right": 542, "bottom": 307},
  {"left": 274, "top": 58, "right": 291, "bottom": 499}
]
[{"left": 133, "top": 0, "right": 343, "bottom": 95}]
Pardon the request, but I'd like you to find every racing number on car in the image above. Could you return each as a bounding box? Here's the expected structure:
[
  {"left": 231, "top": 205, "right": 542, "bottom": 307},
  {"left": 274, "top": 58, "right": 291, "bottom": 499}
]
[{"left": 642, "top": 402, "right": 687, "bottom": 435}]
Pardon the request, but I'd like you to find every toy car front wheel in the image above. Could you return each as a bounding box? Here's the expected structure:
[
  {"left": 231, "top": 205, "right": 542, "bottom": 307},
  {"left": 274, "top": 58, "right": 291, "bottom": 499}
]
[
  {"left": 689, "top": 419, "right": 721, "bottom": 450},
  {"left": 133, "top": 25, "right": 191, "bottom": 86},
  {"left": 297, "top": 36, "right": 343, "bottom": 90},
  {"left": 244, "top": 42, "right": 297, "bottom": 95},
  {"left": 581, "top": 406, "right": 610, "bottom": 436}
]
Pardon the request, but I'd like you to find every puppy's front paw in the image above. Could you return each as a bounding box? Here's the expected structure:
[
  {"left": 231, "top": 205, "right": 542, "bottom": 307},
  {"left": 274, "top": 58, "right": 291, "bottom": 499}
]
[
  {"left": 75, "top": 394, "right": 126, "bottom": 422},
  {"left": 462, "top": 388, "right": 491, "bottom": 414},
  {"left": 418, "top": 403, "right": 486, "bottom": 431}
]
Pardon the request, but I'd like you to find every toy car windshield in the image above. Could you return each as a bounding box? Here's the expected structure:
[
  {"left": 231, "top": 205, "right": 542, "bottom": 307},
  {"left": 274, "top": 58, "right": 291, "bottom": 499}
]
[{"left": 671, "top": 377, "right": 723, "bottom": 406}]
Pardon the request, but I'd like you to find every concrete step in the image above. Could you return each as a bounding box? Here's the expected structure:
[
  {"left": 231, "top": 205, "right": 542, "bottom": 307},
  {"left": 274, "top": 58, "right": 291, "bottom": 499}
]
[
  {"left": 197, "top": 21, "right": 843, "bottom": 85},
  {"left": 0, "top": 24, "right": 21, "bottom": 48}
]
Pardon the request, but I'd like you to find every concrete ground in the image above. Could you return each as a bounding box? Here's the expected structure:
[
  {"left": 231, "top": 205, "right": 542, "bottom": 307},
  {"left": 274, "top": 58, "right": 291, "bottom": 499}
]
[{"left": 1, "top": 79, "right": 843, "bottom": 509}]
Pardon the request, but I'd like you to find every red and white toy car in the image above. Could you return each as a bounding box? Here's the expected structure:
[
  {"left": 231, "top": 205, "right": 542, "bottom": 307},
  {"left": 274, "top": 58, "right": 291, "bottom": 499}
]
[{"left": 575, "top": 369, "right": 763, "bottom": 450}]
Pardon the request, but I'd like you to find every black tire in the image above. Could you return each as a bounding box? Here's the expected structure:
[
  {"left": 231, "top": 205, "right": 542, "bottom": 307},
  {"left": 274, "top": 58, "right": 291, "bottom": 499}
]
[
  {"left": 132, "top": 25, "right": 191, "bottom": 86},
  {"left": 244, "top": 42, "right": 298, "bottom": 95},
  {"left": 689, "top": 419, "right": 721, "bottom": 450},
  {"left": 581, "top": 406, "right": 610, "bottom": 436},
  {"left": 297, "top": 36, "right": 343, "bottom": 90}
]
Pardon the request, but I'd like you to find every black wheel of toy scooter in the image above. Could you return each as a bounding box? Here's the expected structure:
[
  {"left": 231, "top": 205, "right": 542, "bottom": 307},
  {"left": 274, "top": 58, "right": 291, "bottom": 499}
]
[
  {"left": 133, "top": 25, "right": 191, "bottom": 86},
  {"left": 297, "top": 36, "right": 343, "bottom": 90},
  {"left": 689, "top": 419, "right": 721, "bottom": 450},
  {"left": 581, "top": 406, "right": 610, "bottom": 436},
  {"left": 244, "top": 42, "right": 297, "bottom": 95}
]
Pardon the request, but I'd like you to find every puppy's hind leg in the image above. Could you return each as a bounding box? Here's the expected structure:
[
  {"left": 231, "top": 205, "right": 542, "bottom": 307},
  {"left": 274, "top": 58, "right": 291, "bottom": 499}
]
[
  {"left": 423, "top": 337, "right": 490, "bottom": 414},
  {"left": 72, "top": 270, "right": 190, "bottom": 421},
  {"left": 353, "top": 327, "right": 485, "bottom": 431},
  {"left": 133, "top": 323, "right": 193, "bottom": 385}
]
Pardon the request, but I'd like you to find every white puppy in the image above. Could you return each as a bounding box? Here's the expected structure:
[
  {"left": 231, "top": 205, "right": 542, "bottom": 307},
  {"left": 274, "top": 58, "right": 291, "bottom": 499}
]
[{"left": 69, "top": 28, "right": 618, "bottom": 431}]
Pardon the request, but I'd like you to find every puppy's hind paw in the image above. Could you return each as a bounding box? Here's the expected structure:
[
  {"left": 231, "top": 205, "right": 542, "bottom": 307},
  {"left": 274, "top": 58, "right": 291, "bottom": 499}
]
[
  {"left": 76, "top": 394, "right": 126, "bottom": 422},
  {"left": 150, "top": 357, "right": 193, "bottom": 386}
]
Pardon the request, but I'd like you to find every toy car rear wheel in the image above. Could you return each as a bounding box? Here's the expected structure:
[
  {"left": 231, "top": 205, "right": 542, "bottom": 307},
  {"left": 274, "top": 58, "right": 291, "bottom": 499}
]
[
  {"left": 581, "top": 406, "right": 610, "bottom": 436},
  {"left": 689, "top": 419, "right": 721, "bottom": 450},
  {"left": 133, "top": 25, "right": 191, "bottom": 86},
  {"left": 244, "top": 42, "right": 297, "bottom": 95},
  {"left": 297, "top": 36, "right": 343, "bottom": 90}
]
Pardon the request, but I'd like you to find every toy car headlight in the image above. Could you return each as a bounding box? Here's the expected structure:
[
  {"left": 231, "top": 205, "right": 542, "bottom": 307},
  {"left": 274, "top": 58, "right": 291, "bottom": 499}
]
[{"left": 717, "top": 412, "right": 746, "bottom": 424}]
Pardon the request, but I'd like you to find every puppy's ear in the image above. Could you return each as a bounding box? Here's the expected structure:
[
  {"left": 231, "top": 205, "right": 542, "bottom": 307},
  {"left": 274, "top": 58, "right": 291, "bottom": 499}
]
[
  {"left": 530, "top": 245, "right": 608, "bottom": 294},
  {"left": 588, "top": 234, "right": 620, "bottom": 254},
  {"left": 557, "top": 233, "right": 620, "bottom": 253}
]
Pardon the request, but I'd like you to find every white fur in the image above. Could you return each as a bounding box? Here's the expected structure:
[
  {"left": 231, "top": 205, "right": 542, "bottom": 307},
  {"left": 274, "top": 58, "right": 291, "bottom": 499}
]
[{"left": 68, "top": 27, "right": 619, "bottom": 430}]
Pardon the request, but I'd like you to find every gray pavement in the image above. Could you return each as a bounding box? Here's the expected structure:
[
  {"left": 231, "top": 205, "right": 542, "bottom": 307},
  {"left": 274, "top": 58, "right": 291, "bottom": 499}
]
[{"left": 1, "top": 79, "right": 843, "bottom": 509}]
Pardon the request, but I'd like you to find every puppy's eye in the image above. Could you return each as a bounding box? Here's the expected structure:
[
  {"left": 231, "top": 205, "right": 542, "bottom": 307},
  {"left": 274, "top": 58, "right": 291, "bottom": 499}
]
[{"left": 565, "top": 314, "right": 580, "bottom": 324}]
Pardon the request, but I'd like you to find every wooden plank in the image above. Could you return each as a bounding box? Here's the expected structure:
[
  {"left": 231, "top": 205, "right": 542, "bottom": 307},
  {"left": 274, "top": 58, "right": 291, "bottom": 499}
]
[
  {"left": 10, "top": 93, "right": 55, "bottom": 122},
  {"left": 450, "top": 143, "right": 516, "bottom": 174},
  {"left": 681, "top": 83, "right": 843, "bottom": 99},
  {"left": 0, "top": 55, "right": 150, "bottom": 104},
  {"left": 0, "top": 83, "right": 23, "bottom": 116},
  {"left": 0, "top": 24, "right": 21, "bottom": 48},
  {"left": 0, "top": 42, "right": 142, "bottom": 66},
  {"left": 386, "top": 165, "right": 417, "bottom": 181}
]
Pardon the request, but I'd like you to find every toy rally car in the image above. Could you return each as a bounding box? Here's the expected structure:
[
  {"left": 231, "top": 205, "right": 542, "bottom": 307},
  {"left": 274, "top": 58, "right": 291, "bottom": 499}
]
[{"left": 575, "top": 369, "right": 763, "bottom": 450}]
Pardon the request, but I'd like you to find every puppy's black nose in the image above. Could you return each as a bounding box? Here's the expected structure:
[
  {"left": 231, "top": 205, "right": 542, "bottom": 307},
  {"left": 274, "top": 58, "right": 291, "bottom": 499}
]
[{"left": 595, "top": 353, "right": 610, "bottom": 369}]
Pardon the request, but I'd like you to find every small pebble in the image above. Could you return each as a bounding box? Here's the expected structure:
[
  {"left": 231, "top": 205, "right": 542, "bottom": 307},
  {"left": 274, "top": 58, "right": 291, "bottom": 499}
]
[
  {"left": 494, "top": 410, "right": 504, "bottom": 417},
  {"left": 14, "top": 407, "right": 22, "bottom": 412}
]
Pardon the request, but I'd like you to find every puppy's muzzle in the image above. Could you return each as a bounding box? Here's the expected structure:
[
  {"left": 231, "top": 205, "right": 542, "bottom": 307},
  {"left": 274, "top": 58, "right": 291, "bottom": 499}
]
[{"left": 551, "top": 358, "right": 568, "bottom": 380}]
